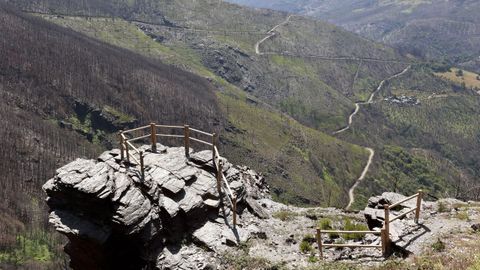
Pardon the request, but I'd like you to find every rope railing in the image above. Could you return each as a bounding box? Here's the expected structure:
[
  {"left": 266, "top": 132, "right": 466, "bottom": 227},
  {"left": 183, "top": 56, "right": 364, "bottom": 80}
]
[
  {"left": 317, "top": 190, "right": 423, "bottom": 259},
  {"left": 118, "top": 123, "right": 238, "bottom": 226}
]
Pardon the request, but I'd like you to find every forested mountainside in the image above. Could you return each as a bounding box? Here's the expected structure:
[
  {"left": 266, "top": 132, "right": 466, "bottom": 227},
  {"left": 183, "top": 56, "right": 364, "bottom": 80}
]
[
  {"left": 2, "top": 0, "right": 408, "bottom": 206},
  {"left": 0, "top": 3, "right": 221, "bottom": 267},
  {"left": 228, "top": 0, "right": 480, "bottom": 72},
  {"left": 2, "top": 0, "right": 480, "bottom": 267}
]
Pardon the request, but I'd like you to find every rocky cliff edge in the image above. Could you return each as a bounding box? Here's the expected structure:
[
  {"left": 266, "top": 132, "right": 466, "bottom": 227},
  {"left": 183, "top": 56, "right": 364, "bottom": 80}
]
[{"left": 43, "top": 144, "right": 269, "bottom": 269}]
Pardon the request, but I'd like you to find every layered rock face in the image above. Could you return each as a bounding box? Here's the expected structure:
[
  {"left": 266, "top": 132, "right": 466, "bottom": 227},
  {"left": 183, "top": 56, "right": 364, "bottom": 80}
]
[{"left": 43, "top": 144, "right": 269, "bottom": 269}]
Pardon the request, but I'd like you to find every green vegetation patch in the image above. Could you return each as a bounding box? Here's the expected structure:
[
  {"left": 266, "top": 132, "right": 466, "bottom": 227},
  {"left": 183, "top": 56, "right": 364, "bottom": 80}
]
[
  {"left": 342, "top": 218, "right": 368, "bottom": 241},
  {"left": 270, "top": 55, "right": 316, "bottom": 78},
  {"left": 103, "top": 105, "right": 135, "bottom": 124},
  {"left": 0, "top": 235, "right": 53, "bottom": 265},
  {"left": 431, "top": 238, "right": 446, "bottom": 252}
]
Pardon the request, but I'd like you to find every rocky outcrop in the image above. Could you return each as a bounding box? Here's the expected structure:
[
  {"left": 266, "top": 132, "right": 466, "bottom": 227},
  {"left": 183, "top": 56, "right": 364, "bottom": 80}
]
[
  {"left": 200, "top": 45, "right": 259, "bottom": 93},
  {"left": 363, "top": 192, "right": 480, "bottom": 255},
  {"left": 45, "top": 161, "right": 480, "bottom": 270},
  {"left": 43, "top": 144, "right": 269, "bottom": 269},
  {"left": 364, "top": 192, "right": 418, "bottom": 230}
]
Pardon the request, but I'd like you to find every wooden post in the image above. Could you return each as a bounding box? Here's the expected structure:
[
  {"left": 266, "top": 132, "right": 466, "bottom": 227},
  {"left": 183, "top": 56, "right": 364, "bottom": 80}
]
[
  {"left": 216, "top": 163, "right": 222, "bottom": 195},
  {"left": 119, "top": 131, "right": 124, "bottom": 161},
  {"left": 415, "top": 189, "right": 423, "bottom": 223},
  {"left": 125, "top": 140, "right": 130, "bottom": 164},
  {"left": 381, "top": 227, "right": 387, "bottom": 257},
  {"left": 317, "top": 228, "right": 323, "bottom": 260},
  {"left": 212, "top": 133, "right": 217, "bottom": 163},
  {"left": 232, "top": 196, "right": 237, "bottom": 227},
  {"left": 140, "top": 151, "right": 145, "bottom": 180},
  {"left": 384, "top": 204, "right": 390, "bottom": 256},
  {"left": 150, "top": 123, "right": 157, "bottom": 153},
  {"left": 184, "top": 125, "right": 190, "bottom": 159}
]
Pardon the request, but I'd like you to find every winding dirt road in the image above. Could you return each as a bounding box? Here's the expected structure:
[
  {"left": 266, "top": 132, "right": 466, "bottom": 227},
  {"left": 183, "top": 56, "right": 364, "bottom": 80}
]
[
  {"left": 254, "top": 15, "right": 417, "bottom": 64},
  {"left": 334, "top": 65, "right": 411, "bottom": 135},
  {"left": 339, "top": 65, "right": 411, "bottom": 210},
  {"left": 255, "top": 15, "right": 294, "bottom": 55},
  {"left": 345, "top": 147, "right": 374, "bottom": 210},
  {"left": 254, "top": 15, "right": 411, "bottom": 210}
]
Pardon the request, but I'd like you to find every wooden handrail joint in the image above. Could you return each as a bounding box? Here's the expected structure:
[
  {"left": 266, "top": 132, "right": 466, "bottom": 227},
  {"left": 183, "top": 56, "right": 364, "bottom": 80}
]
[
  {"left": 122, "top": 125, "right": 150, "bottom": 134},
  {"left": 389, "top": 193, "right": 419, "bottom": 209}
]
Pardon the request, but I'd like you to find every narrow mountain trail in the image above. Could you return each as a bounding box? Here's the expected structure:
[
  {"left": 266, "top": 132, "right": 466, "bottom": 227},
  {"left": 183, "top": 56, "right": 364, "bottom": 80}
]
[
  {"left": 255, "top": 15, "right": 294, "bottom": 55},
  {"left": 334, "top": 65, "right": 411, "bottom": 135},
  {"left": 338, "top": 65, "right": 411, "bottom": 210},
  {"left": 254, "top": 15, "right": 417, "bottom": 64},
  {"left": 345, "top": 147, "right": 374, "bottom": 210},
  {"left": 255, "top": 16, "right": 412, "bottom": 210}
]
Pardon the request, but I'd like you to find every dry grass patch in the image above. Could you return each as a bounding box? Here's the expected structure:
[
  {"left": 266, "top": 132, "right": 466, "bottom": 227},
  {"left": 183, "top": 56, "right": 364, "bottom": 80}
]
[
  {"left": 435, "top": 68, "right": 480, "bottom": 90},
  {"left": 272, "top": 210, "right": 298, "bottom": 221}
]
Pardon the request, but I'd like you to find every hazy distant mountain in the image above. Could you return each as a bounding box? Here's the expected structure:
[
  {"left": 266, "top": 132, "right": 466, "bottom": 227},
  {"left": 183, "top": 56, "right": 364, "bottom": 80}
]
[{"left": 228, "top": 0, "right": 480, "bottom": 71}]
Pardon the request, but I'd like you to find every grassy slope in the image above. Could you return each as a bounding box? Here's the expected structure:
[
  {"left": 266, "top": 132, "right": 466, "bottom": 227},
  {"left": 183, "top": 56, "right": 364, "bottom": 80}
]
[
  {"left": 255, "top": 15, "right": 409, "bottom": 128},
  {"left": 435, "top": 68, "right": 480, "bottom": 91},
  {"left": 18, "top": 0, "right": 411, "bottom": 133}
]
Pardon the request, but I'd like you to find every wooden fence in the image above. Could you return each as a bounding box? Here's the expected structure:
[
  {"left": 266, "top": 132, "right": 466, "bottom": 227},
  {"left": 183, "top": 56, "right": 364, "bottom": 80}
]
[
  {"left": 118, "top": 123, "right": 237, "bottom": 226},
  {"left": 317, "top": 190, "right": 423, "bottom": 259}
]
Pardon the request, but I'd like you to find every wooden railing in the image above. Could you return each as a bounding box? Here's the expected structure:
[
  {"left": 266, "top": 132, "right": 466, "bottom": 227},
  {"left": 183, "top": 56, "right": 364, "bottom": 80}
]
[
  {"left": 317, "top": 190, "right": 423, "bottom": 259},
  {"left": 382, "top": 189, "right": 423, "bottom": 255},
  {"left": 316, "top": 228, "right": 387, "bottom": 259},
  {"left": 118, "top": 123, "right": 237, "bottom": 226}
]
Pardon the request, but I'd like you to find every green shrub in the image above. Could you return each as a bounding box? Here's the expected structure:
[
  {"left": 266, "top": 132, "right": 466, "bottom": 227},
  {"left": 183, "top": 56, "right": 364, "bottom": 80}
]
[
  {"left": 318, "top": 217, "right": 339, "bottom": 238},
  {"left": 300, "top": 240, "right": 313, "bottom": 253},
  {"left": 343, "top": 218, "right": 368, "bottom": 241},
  {"left": 308, "top": 254, "right": 318, "bottom": 263},
  {"left": 318, "top": 218, "right": 332, "bottom": 230},
  {"left": 223, "top": 251, "right": 278, "bottom": 270},
  {"left": 300, "top": 234, "right": 317, "bottom": 261},
  {"left": 431, "top": 238, "right": 446, "bottom": 252}
]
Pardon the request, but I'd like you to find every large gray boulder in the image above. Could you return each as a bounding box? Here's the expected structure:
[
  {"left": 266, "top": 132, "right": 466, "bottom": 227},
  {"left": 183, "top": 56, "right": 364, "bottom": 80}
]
[{"left": 43, "top": 144, "right": 270, "bottom": 270}]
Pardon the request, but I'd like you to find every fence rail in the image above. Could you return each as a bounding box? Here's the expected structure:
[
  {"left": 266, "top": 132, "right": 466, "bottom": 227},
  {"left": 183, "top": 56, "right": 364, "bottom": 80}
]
[
  {"left": 317, "top": 190, "right": 423, "bottom": 259},
  {"left": 118, "top": 123, "right": 238, "bottom": 226}
]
